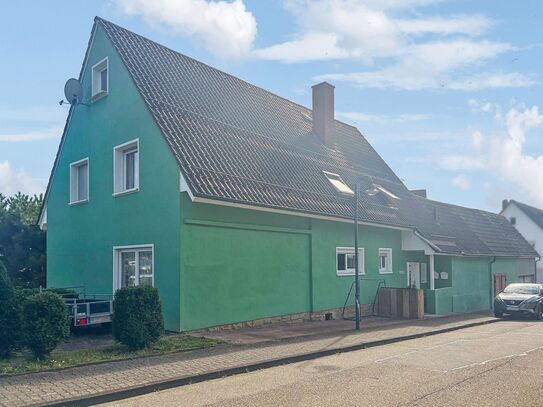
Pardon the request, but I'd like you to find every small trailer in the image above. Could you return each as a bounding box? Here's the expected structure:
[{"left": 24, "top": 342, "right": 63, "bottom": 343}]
[{"left": 46, "top": 286, "right": 114, "bottom": 328}]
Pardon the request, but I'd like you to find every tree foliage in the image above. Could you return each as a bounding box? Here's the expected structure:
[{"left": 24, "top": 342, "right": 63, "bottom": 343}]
[{"left": 0, "top": 193, "right": 46, "bottom": 287}]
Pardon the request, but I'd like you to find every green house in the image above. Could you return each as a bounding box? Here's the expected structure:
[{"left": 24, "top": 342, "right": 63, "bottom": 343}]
[{"left": 39, "top": 18, "right": 537, "bottom": 332}]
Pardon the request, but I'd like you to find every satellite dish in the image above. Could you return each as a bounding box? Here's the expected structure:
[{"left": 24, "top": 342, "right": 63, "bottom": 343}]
[{"left": 64, "top": 78, "right": 83, "bottom": 105}]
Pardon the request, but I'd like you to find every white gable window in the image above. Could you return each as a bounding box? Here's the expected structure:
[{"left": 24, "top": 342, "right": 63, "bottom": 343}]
[
  {"left": 378, "top": 248, "right": 393, "bottom": 274},
  {"left": 336, "top": 247, "right": 364, "bottom": 276},
  {"left": 113, "top": 245, "right": 154, "bottom": 290},
  {"left": 91, "top": 57, "right": 108, "bottom": 100},
  {"left": 323, "top": 171, "right": 354, "bottom": 196},
  {"left": 69, "top": 158, "right": 89, "bottom": 204},
  {"left": 114, "top": 139, "right": 139, "bottom": 196}
]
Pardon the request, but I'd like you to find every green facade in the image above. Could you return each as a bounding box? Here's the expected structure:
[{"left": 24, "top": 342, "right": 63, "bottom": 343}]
[
  {"left": 45, "top": 23, "right": 525, "bottom": 332},
  {"left": 46, "top": 25, "right": 182, "bottom": 330}
]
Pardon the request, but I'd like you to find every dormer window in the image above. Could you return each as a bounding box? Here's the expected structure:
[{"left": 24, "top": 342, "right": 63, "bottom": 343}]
[
  {"left": 323, "top": 171, "right": 353, "bottom": 196},
  {"left": 91, "top": 57, "right": 108, "bottom": 100}
]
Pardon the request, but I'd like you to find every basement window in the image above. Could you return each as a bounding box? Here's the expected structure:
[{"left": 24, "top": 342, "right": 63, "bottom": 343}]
[
  {"left": 336, "top": 247, "right": 364, "bottom": 276},
  {"left": 69, "top": 158, "right": 89, "bottom": 205},
  {"left": 91, "top": 57, "right": 109, "bottom": 101},
  {"left": 114, "top": 139, "right": 139, "bottom": 196},
  {"left": 323, "top": 171, "right": 354, "bottom": 196},
  {"left": 378, "top": 248, "right": 392, "bottom": 274}
]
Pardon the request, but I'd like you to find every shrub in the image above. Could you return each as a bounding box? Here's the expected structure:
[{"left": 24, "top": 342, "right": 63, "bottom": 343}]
[
  {"left": 0, "top": 260, "right": 23, "bottom": 356},
  {"left": 113, "top": 286, "right": 164, "bottom": 350},
  {"left": 23, "top": 291, "right": 70, "bottom": 359}
]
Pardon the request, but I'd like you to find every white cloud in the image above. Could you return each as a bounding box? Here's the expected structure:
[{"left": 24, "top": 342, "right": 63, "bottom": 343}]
[
  {"left": 338, "top": 111, "right": 430, "bottom": 124},
  {"left": 0, "top": 161, "right": 45, "bottom": 196},
  {"left": 442, "top": 104, "right": 543, "bottom": 206},
  {"left": 447, "top": 72, "right": 537, "bottom": 91},
  {"left": 396, "top": 15, "right": 492, "bottom": 36},
  {"left": 451, "top": 174, "right": 471, "bottom": 190},
  {"left": 0, "top": 125, "right": 63, "bottom": 142},
  {"left": 254, "top": 0, "right": 534, "bottom": 91},
  {"left": 114, "top": 0, "right": 257, "bottom": 58}
]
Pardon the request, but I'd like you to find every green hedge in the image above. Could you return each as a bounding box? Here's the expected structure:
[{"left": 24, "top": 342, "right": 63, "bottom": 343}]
[
  {"left": 23, "top": 292, "right": 70, "bottom": 359},
  {"left": 0, "top": 260, "right": 23, "bottom": 356},
  {"left": 113, "top": 286, "right": 164, "bottom": 350}
]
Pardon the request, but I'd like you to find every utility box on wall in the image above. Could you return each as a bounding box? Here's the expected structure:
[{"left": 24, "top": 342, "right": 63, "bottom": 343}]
[{"left": 377, "top": 288, "right": 424, "bottom": 319}]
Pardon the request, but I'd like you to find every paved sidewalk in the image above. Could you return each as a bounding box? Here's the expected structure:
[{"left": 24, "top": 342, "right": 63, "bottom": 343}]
[{"left": 0, "top": 313, "right": 497, "bottom": 407}]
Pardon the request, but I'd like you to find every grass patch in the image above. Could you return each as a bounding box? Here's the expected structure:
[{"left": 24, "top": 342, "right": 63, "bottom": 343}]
[{"left": 0, "top": 335, "right": 221, "bottom": 376}]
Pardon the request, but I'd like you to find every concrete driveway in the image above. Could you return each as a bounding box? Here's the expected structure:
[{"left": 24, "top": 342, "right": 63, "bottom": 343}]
[{"left": 104, "top": 319, "right": 543, "bottom": 406}]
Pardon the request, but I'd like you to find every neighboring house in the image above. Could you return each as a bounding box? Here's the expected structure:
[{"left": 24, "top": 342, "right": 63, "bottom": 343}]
[
  {"left": 38, "top": 18, "right": 537, "bottom": 332},
  {"left": 501, "top": 200, "right": 543, "bottom": 283}
]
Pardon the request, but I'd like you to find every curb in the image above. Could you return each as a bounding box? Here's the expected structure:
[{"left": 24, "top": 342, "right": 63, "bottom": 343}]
[{"left": 40, "top": 317, "right": 499, "bottom": 407}]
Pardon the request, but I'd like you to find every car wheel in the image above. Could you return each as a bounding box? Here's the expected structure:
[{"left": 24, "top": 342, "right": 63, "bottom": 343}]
[
  {"left": 534, "top": 305, "right": 543, "bottom": 321},
  {"left": 494, "top": 310, "right": 504, "bottom": 318}
]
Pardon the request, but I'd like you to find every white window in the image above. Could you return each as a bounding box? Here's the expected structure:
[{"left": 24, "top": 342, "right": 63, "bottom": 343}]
[
  {"left": 323, "top": 171, "right": 354, "bottom": 196},
  {"left": 69, "top": 158, "right": 89, "bottom": 204},
  {"left": 91, "top": 57, "right": 108, "bottom": 100},
  {"left": 114, "top": 245, "right": 154, "bottom": 290},
  {"left": 336, "top": 247, "right": 364, "bottom": 276},
  {"left": 420, "top": 263, "right": 428, "bottom": 283},
  {"left": 378, "top": 248, "right": 393, "bottom": 273},
  {"left": 113, "top": 139, "right": 139, "bottom": 196}
]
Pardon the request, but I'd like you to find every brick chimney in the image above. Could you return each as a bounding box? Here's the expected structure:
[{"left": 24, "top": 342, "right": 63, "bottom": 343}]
[
  {"left": 502, "top": 199, "right": 509, "bottom": 211},
  {"left": 312, "top": 82, "right": 335, "bottom": 146}
]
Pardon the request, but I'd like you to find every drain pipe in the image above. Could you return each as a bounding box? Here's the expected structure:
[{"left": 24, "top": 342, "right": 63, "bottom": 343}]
[
  {"left": 489, "top": 256, "right": 496, "bottom": 310},
  {"left": 535, "top": 255, "right": 541, "bottom": 283}
]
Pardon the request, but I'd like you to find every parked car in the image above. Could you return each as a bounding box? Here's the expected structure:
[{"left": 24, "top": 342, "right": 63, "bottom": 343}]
[{"left": 494, "top": 283, "right": 543, "bottom": 319}]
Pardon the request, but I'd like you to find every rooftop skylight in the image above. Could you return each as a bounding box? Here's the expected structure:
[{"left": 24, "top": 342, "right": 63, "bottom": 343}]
[{"left": 323, "top": 171, "right": 354, "bottom": 196}]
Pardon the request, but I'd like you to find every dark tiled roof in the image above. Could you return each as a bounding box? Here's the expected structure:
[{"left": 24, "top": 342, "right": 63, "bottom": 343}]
[
  {"left": 95, "top": 17, "right": 537, "bottom": 258},
  {"left": 509, "top": 200, "right": 543, "bottom": 230}
]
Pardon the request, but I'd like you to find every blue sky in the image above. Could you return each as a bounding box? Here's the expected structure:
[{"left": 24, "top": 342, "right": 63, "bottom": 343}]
[{"left": 1, "top": 0, "right": 543, "bottom": 212}]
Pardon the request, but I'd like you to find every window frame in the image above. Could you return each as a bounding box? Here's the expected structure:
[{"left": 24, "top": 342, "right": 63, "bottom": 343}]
[
  {"left": 113, "top": 244, "right": 154, "bottom": 292},
  {"left": 69, "top": 157, "right": 89, "bottom": 205},
  {"left": 420, "top": 262, "right": 428, "bottom": 283},
  {"left": 323, "top": 171, "right": 354, "bottom": 196},
  {"left": 113, "top": 139, "right": 140, "bottom": 197},
  {"left": 378, "top": 248, "right": 393, "bottom": 274},
  {"left": 336, "top": 247, "right": 365, "bottom": 277},
  {"left": 91, "top": 57, "right": 109, "bottom": 101}
]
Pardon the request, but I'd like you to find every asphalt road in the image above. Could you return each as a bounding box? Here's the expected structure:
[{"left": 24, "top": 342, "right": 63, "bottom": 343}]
[{"left": 103, "top": 319, "right": 543, "bottom": 407}]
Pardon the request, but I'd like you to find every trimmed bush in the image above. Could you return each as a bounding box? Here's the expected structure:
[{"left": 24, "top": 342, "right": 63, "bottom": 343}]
[
  {"left": 113, "top": 286, "right": 164, "bottom": 350},
  {"left": 0, "top": 260, "right": 23, "bottom": 356},
  {"left": 23, "top": 291, "right": 69, "bottom": 359}
]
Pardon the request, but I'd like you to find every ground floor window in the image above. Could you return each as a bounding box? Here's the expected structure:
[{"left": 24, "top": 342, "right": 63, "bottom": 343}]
[
  {"left": 378, "top": 248, "right": 393, "bottom": 273},
  {"left": 336, "top": 247, "right": 365, "bottom": 276},
  {"left": 114, "top": 245, "right": 154, "bottom": 290},
  {"left": 519, "top": 275, "right": 535, "bottom": 283}
]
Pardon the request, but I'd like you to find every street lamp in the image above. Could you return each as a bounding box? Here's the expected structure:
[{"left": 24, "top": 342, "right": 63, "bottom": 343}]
[
  {"left": 353, "top": 185, "right": 361, "bottom": 330},
  {"left": 351, "top": 184, "right": 379, "bottom": 330}
]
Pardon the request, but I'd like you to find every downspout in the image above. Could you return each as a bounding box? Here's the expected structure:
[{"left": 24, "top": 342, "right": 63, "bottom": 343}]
[
  {"left": 489, "top": 256, "right": 496, "bottom": 310},
  {"left": 535, "top": 256, "right": 541, "bottom": 284}
]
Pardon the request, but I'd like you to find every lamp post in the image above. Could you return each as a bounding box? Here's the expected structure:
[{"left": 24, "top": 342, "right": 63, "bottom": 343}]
[{"left": 353, "top": 184, "right": 361, "bottom": 330}]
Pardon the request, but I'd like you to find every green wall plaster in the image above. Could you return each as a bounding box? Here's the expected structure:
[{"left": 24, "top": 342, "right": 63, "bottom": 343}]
[
  {"left": 46, "top": 25, "right": 182, "bottom": 331},
  {"left": 179, "top": 196, "right": 414, "bottom": 330}
]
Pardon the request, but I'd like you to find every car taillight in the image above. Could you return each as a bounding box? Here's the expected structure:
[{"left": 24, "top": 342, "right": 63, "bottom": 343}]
[{"left": 76, "top": 318, "right": 88, "bottom": 326}]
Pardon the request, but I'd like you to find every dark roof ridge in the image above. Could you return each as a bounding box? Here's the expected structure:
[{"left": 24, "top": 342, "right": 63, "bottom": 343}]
[
  {"left": 414, "top": 194, "right": 506, "bottom": 219},
  {"left": 94, "top": 16, "right": 358, "bottom": 131}
]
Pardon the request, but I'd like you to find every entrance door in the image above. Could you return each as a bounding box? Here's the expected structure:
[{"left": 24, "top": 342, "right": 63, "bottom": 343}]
[{"left": 407, "top": 262, "right": 421, "bottom": 289}]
